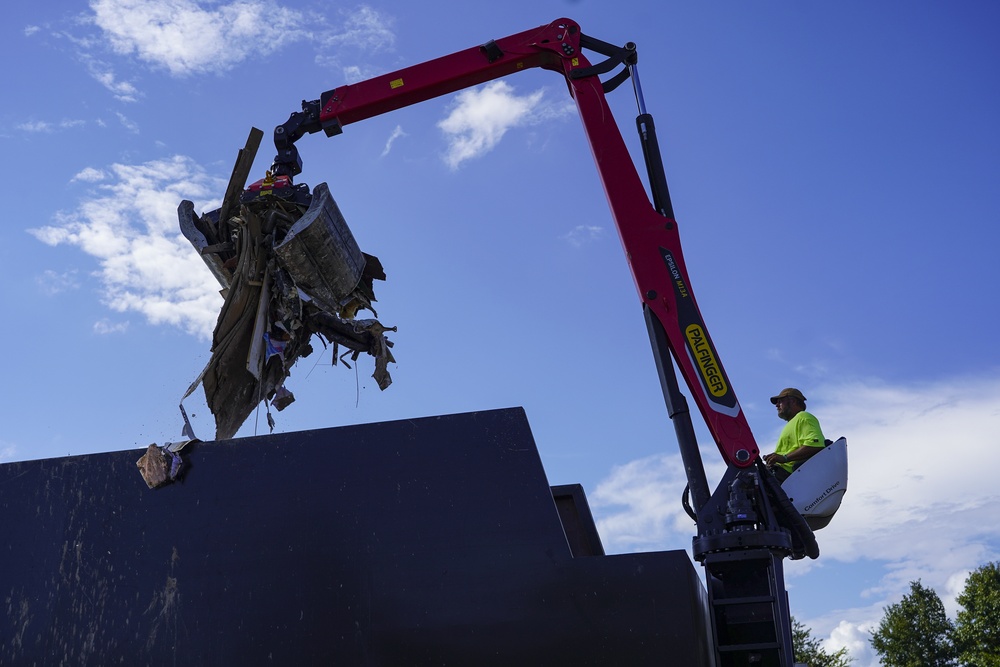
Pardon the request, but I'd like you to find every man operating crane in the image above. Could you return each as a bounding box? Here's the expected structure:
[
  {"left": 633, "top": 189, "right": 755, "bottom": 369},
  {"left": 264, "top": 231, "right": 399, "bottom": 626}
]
[{"left": 764, "top": 388, "right": 826, "bottom": 482}]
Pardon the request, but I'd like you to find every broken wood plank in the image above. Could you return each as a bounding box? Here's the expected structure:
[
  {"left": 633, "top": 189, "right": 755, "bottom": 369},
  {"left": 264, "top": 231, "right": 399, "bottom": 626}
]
[
  {"left": 201, "top": 242, "right": 235, "bottom": 255},
  {"left": 217, "top": 127, "right": 264, "bottom": 227}
]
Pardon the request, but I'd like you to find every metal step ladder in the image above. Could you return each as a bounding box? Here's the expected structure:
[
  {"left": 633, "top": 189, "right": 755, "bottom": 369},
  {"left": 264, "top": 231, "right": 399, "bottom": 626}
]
[{"left": 702, "top": 548, "right": 794, "bottom": 666}]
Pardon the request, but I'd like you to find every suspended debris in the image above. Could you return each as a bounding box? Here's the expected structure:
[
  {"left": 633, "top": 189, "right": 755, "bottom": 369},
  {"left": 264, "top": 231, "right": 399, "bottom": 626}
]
[{"left": 177, "top": 129, "right": 395, "bottom": 440}]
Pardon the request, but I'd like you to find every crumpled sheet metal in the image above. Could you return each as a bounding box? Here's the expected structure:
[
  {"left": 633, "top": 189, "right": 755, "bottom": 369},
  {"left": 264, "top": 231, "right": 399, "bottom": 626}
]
[
  {"left": 178, "top": 176, "right": 395, "bottom": 441},
  {"left": 275, "top": 183, "right": 366, "bottom": 316}
]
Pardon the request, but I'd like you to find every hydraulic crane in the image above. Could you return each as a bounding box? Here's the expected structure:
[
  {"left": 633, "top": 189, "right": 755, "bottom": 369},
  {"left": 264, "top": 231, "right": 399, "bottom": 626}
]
[{"left": 248, "top": 18, "right": 821, "bottom": 666}]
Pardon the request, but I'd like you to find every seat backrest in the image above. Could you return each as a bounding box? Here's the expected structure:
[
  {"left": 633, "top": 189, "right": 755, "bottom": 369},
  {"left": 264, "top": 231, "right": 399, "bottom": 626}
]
[{"left": 781, "top": 437, "right": 848, "bottom": 530}]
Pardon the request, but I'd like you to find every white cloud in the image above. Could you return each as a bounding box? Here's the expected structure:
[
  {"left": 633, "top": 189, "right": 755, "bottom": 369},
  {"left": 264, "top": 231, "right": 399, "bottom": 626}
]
[
  {"left": 828, "top": 618, "right": 879, "bottom": 667},
  {"left": 561, "top": 224, "right": 604, "bottom": 248},
  {"left": 596, "top": 376, "right": 1000, "bottom": 560},
  {"left": 18, "top": 120, "right": 53, "bottom": 133},
  {"left": 338, "top": 64, "right": 365, "bottom": 83},
  {"left": 324, "top": 5, "right": 394, "bottom": 52},
  {"left": 83, "top": 56, "right": 141, "bottom": 102},
  {"left": 24, "top": 25, "right": 41, "bottom": 37},
  {"left": 29, "top": 155, "right": 226, "bottom": 339},
  {"left": 72, "top": 167, "right": 108, "bottom": 183},
  {"left": 0, "top": 443, "right": 17, "bottom": 462},
  {"left": 314, "top": 7, "right": 396, "bottom": 80},
  {"left": 17, "top": 119, "right": 87, "bottom": 133},
  {"left": 53, "top": 4, "right": 395, "bottom": 100},
  {"left": 381, "top": 125, "right": 407, "bottom": 157},
  {"left": 334, "top": 63, "right": 390, "bottom": 84},
  {"left": 36, "top": 269, "right": 81, "bottom": 296},
  {"left": 593, "top": 375, "right": 1000, "bottom": 665},
  {"left": 438, "top": 81, "right": 547, "bottom": 169},
  {"left": 941, "top": 568, "right": 972, "bottom": 617},
  {"left": 88, "top": 0, "right": 308, "bottom": 76},
  {"left": 94, "top": 318, "right": 129, "bottom": 334},
  {"left": 592, "top": 453, "right": 692, "bottom": 550},
  {"left": 116, "top": 111, "right": 139, "bottom": 133},
  {"left": 810, "top": 378, "right": 1000, "bottom": 579},
  {"left": 593, "top": 446, "right": 727, "bottom": 554}
]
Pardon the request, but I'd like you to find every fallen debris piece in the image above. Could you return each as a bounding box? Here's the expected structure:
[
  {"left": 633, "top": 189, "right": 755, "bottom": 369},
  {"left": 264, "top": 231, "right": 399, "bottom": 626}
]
[
  {"left": 178, "top": 129, "right": 395, "bottom": 440},
  {"left": 136, "top": 440, "right": 197, "bottom": 489},
  {"left": 136, "top": 445, "right": 169, "bottom": 489}
]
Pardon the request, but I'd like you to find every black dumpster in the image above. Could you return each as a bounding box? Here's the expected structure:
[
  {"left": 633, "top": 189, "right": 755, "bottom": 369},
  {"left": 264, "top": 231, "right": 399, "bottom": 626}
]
[{"left": 0, "top": 408, "right": 712, "bottom": 666}]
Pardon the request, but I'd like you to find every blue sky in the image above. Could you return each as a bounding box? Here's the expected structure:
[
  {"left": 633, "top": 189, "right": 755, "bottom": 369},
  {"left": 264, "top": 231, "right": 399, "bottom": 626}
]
[{"left": 4, "top": 1, "right": 999, "bottom": 664}]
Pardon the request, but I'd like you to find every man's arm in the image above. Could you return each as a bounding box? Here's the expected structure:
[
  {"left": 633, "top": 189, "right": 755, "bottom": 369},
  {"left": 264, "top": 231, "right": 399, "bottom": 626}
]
[
  {"left": 781, "top": 445, "right": 822, "bottom": 464},
  {"left": 763, "top": 444, "right": 821, "bottom": 468}
]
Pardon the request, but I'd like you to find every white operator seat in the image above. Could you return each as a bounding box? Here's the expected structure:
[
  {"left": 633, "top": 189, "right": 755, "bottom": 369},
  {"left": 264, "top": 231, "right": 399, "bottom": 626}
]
[{"left": 781, "top": 437, "right": 848, "bottom": 531}]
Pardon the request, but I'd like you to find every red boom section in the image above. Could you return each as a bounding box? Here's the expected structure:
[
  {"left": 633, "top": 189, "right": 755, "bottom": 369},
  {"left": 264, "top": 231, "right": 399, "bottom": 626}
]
[
  {"left": 318, "top": 22, "right": 572, "bottom": 131},
  {"left": 565, "top": 70, "right": 758, "bottom": 467},
  {"left": 315, "top": 18, "right": 759, "bottom": 467}
]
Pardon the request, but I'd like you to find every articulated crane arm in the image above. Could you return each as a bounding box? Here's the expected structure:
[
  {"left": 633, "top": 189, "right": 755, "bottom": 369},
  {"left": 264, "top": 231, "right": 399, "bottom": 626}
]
[
  {"left": 261, "top": 19, "right": 755, "bottom": 473},
  {"left": 252, "top": 18, "right": 818, "bottom": 666}
]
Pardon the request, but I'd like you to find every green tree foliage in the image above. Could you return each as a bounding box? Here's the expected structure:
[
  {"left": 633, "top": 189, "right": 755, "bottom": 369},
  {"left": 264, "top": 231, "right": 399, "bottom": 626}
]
[
  {"left": 870, "top": 580, "right": 957, "bottom": 667},
  {"left": 954, "top": 562, "right": 1000, "bottom": 667},
  {"left": 792, "top": 617, "right": 852, "bottom": 667}
]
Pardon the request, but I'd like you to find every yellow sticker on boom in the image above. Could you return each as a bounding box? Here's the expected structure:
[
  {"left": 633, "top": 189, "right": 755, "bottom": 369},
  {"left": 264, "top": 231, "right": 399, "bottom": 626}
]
[
  {"left": 685, "top": 324, "right": 728, "bottom": 397},
  {"left": 390, "top": 78, "right": 404, "bottom": 89}
]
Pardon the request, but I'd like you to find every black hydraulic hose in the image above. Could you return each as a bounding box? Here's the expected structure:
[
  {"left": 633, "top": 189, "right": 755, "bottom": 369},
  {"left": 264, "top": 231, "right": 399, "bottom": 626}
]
[
  {"left": 643, "top": 307, "right": 712, "bottom": 512},
  {"left": 682, "top": 484, "right": 697, "bottom": 522},
  {"left": 636, "top": 112, "right": 674, "bottom": 220},
  {"left": 758, "top": 462, "right": 819, "bottom": 560}
]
